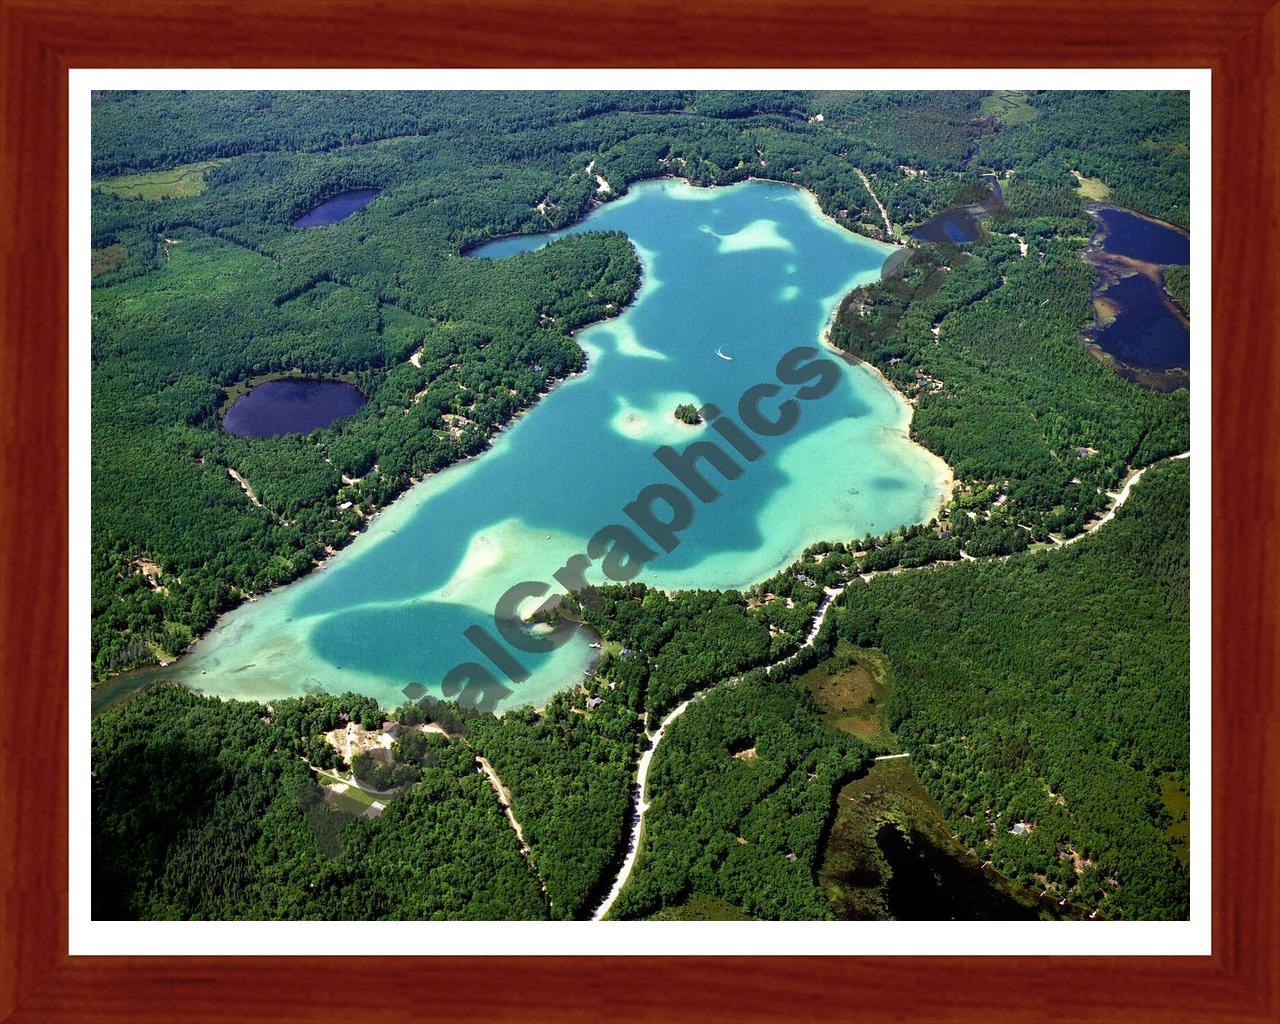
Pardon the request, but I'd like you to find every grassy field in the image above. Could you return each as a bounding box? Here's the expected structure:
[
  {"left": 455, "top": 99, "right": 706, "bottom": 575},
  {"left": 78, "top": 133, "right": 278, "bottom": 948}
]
[
  {"left": 796, "top": 641, "right": 896, "bottom": 748},
  {"left": 91, "top": 243, "right": 127, "bottom": 278},
  {"left": 982, "top": 90, "right": 1038, "bottom": 126},
  {"left": 1071, "top": 170, "right": 1113, "bottom": 200},
  {"left": 320, "top": 775, "right": 381, "bottom": 817},
  {"left": 94, "top": 159, "right": 226, "bottom": 200}
]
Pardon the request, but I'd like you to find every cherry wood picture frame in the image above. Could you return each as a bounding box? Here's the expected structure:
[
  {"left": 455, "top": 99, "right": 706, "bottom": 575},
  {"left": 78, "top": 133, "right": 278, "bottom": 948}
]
[{"left": 2, "top": 1, "right": 1276, "bottom": 1020}]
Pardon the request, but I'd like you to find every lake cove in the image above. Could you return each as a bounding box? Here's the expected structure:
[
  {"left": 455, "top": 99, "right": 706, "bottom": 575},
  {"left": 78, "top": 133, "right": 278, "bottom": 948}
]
[
  {"left": 222, "top": 378, "right": 367, "bottom": 438},
  {"left": 161, "top": 179, "right": 952, "bottom": 713},
  {"left": 1084, "top": 204, "right": 1190, "bottom": 391},
  {"left": 291, "top": 188, "right": 381, "bottom": 228},
  {"left": 1089, "top": 206, "right": 1189, "bottom": 266}
]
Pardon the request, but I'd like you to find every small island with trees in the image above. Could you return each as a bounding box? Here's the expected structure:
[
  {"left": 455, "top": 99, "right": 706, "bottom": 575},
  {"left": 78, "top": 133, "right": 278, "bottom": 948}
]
[{"left": 673, "top": 402, "right": 703, "bottom": 426}]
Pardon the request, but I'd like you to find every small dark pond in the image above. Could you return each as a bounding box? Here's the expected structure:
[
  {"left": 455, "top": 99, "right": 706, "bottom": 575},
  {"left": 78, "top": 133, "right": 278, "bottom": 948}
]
[
  {"left": 222, "top": 379, "right": 366, "bottom": 438},
  {"left": 875, "top": 823, "right": 1046, "bottom": 921},
  {"left": 910, "top": 175, "right": 1004, "bottom": 244},
  {"left": 292, "top": 188, "right": 381, "bottom": 228}
]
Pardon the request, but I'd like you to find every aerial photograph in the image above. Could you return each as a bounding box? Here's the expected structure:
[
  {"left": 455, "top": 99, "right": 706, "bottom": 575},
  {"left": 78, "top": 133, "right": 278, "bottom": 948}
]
[{"left": 89, "top": 89, "right": 1191, "bottom": 922}]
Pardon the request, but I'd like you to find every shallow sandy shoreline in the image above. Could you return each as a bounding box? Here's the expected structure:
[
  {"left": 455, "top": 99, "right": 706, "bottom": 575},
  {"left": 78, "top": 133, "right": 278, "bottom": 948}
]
[
  {"left": 820, "top": 319, "right": 956, "bottom": 518},
  {"left": 660, "top": 172, "right": 900, "bottom": 258}
]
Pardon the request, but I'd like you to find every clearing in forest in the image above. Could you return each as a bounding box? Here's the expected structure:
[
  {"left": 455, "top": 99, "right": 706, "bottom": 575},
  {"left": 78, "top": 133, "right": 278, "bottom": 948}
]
[{"left": 94, "top": 159, "right": 227, "bottom": 200}]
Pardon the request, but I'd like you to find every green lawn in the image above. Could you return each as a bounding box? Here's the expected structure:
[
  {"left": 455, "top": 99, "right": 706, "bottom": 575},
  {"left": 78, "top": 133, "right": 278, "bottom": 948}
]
[
  {"left": 1071, "top": 170, "right": 1112, "bottom": 201},
  {"left": 320, "top": 774, "right": 379, "bottom": 815}
]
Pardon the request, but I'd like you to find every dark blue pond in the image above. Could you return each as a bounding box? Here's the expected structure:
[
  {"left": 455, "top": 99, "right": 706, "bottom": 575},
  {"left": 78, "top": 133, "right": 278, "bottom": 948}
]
[
  {"left": 911, "top": 210, "right": 986, "bottom": 244},
  {"left": 1092, "top": 274, "right": 1188, "bottom": 371},
  {"left": 222, "top": 379, "right": 366, "bottom": 438},
  {"left": 292, "top": 189, "right": 381, "bottom": 228},
  {"left": 1093, "top": 207, "right": 1189, "bottom": 265},
  {"left": 910, "top": 176, "right": 1003, "bottom": 245}
]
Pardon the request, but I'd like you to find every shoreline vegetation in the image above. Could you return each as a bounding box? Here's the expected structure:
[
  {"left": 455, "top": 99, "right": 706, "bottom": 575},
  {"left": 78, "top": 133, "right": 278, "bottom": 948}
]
[{"left": 92, "top": 91, "right": 1191, "bottom": 923}]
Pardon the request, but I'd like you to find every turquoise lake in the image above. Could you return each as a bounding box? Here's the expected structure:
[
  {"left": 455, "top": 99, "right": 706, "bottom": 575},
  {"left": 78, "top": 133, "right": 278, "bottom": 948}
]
[{"left": 163, "top": 179, "right": 951, "bottom": 712}]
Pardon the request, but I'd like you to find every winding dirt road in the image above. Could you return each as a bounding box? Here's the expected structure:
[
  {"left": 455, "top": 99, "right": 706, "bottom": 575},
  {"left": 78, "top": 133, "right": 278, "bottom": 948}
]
[{"left": 854, "top": 168, "right": 893, "bottom": 238}]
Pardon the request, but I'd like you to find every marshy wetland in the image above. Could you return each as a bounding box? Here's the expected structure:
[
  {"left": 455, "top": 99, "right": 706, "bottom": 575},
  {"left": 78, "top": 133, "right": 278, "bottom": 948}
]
[{"left": 804, "top": 644, "right": 1078, "bottom": 920}]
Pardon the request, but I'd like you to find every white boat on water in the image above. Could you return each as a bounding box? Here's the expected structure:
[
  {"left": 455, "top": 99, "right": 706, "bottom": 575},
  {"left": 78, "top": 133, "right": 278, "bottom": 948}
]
[{"left": 715, "top": 347, "right": 733, "bottom": 361}]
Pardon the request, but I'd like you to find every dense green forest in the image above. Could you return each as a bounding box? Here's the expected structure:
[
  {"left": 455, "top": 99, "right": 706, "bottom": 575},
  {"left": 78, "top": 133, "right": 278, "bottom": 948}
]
[
  {"left": 93, "top": 676, "right": 648, "bottom": 920},
  {"left": 92, "top": 687, "right": 548, "bottom": 919},
  {"left": 568, "top": 585, "right": 800, "bottom": 723},
  {"left": 91, "top": 90, "right": 1192, "bottom": 922},
  {"left": 1163, "top": 264, "right": 1191, "bottom": 315},
  {"left": 464, "top": 686, "right": 641, "bottom": 919}
]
